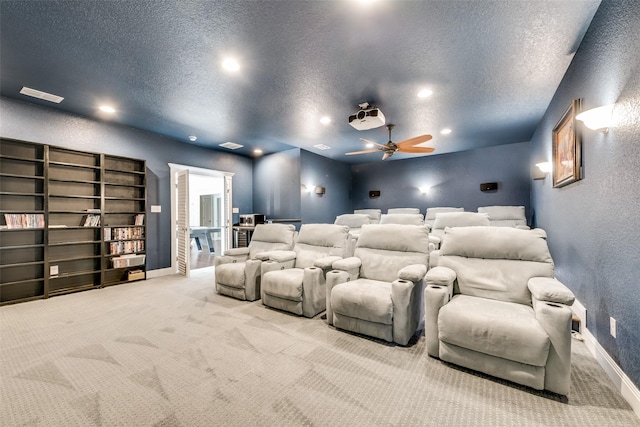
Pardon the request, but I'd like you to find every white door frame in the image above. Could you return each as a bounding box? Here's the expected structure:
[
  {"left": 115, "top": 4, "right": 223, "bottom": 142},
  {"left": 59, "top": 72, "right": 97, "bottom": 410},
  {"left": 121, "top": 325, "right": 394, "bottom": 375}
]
[{"left": 169, "top": 163, "right": 234, "bottom": 274}]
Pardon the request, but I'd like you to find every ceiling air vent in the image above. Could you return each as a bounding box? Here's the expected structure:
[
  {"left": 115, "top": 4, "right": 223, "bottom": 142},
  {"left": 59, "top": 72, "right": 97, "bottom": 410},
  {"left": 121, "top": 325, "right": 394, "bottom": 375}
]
[
  {"left": 219, "top": 142, "right": 244, "bottom": 150},
  {"left": 20, "top": 86, "right": 64, "bottom": 103}
]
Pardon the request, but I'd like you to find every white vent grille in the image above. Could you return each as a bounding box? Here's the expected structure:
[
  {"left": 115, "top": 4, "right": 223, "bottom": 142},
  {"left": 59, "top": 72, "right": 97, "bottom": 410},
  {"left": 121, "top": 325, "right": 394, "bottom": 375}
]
[
  {"left": 219, "top": 142, "right": 244, "bottom": 150},
  {"left": 20, "top": 87, "right": 64, "bottom": 103},
  {"left": 313, "top": 144, "right": 331, "bottom": 150}
]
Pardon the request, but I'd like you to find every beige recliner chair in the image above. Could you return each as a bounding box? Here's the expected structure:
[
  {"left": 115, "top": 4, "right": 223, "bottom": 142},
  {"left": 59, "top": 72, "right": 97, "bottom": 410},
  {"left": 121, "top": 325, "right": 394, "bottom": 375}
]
[
  {"left": 214, "top": 224, "right": 296, "bottom": 301},
  {"left": 260, "top": 224, "right": 350, "bottom": 318},
  {"left": 387, "top": 207, "right": 421, "bottom": 215},
  {"left": 424, "top": 207, "right": 464, "bottom": 231},
  {"left": 428, "top": 211, "right": 489, "bottom": 250},
  {"left": 326, "top": 224, "right": 429, "bottom": 345},
  {"left": 424, "top": 226, "right": 575, "bottom": 395},
  {"left": 334, "top": 213, "right": 370, "bottom": 256},
  {"left": 354, "top": 209, "right": 382, "bottom": 224},
  {"left": 478, "top": 205, "right": 529, "bottom": 229},
  {"left": 379, "top": 213, "right": 425, "bottom": 225}
]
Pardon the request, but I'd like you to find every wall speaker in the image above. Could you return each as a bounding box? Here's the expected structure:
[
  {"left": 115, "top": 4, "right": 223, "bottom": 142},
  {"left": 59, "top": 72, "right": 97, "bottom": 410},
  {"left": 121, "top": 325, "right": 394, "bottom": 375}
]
[
  {"left": 369, "top": 190, "right": 380, "bottom": 198},
  {"left": 315, "top": 186, "right": 326, "bottom": 195},
  {"left": 480, "top": 182, "right": 498, "bottom": 192}
]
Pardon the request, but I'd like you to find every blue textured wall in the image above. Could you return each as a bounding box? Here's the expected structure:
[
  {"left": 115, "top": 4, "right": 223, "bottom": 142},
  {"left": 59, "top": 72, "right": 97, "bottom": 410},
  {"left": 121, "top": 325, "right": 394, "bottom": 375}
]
[
  {"left": 253, "top": 149, "right": 301, "bottom": 221},
  {"left": 351, "top": 142, "right": 531, "bottom": 220},
  {"left": 300, "top": 150, "right": 352, "bottom": 224},
  {"left": 530, "top": 0, "right": 640, "bottom": 389},
  {"left": 0, "top": 97, "right": 254, "bottom": 270}
]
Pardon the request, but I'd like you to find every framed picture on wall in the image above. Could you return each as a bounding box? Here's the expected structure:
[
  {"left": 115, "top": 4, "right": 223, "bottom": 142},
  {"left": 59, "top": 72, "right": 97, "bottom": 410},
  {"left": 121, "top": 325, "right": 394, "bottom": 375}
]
[{"left": 552, "top": 99, "right": 582, "bottom": 188}]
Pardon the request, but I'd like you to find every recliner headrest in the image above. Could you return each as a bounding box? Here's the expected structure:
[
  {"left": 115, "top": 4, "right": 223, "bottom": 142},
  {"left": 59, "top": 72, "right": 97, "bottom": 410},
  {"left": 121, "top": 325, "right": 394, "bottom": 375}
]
[
  {"left": 432, "top": 212, "right": 489, "bottom": 230},
  {"left": 440, "top": 226, "right": 552, "bottom": 262},
  {"left": 296, "top": 224, "right": 349, "bottom": 248},
  {"left": 357, "top": 224, "right": 429, "bottom": 253},
  {"left": 334, "top": 214, "right": 370, "bottom": 228},
  {"left": 252, "top": 223, "right": 296, "bottom": 244},
  {"left": 478, "top": 205, "right": 525, "bottom": 220},
  {"left": 425, "top": 207, "right": 464, "bottom": 220}
]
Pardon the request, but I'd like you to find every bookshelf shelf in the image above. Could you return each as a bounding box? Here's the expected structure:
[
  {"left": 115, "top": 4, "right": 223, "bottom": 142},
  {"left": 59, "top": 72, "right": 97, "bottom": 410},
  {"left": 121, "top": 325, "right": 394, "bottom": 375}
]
[{"left": 0, "top": 138, "right": 146, "bottom": 305}]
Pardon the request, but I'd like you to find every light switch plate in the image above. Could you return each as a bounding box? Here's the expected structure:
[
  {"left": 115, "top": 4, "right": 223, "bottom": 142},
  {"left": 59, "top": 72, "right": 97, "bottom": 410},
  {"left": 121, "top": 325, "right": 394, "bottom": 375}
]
[
  {"left": 610, "top": 317, "right": 617, "bottom": 338},
  {"left": 151, "top": 205, "right": 161, "bottom": 213},
  {"left": 232, "top": 207, "right": 239, "bottom": 213},
  {"left": 50, "top": 265, "right": 59, "bottom": 276}
]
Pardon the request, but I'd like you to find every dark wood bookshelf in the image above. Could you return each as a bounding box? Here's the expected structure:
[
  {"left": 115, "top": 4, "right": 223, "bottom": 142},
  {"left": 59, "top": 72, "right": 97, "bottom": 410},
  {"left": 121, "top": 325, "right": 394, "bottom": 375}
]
[{"left": 0, "top": 138, "right": 147, "bottom": 305}]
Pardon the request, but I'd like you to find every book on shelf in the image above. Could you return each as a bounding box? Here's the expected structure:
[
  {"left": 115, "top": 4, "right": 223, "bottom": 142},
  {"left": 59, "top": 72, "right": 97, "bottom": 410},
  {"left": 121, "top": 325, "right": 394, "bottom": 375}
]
[
  {"left": 81, "top": 214, "right": 101, "bottom": 227},
  {"left": 109, "top": 239, "right": 144, "bottom": 255},
  {"left": 134, "top": 213, "right": 145, "bottom": 226},
  {"left": 104, "top": 226, "right": 144, "bottom": 241},
  {"left": 3, "top": 213, "right": 45, "bottom": 229}
]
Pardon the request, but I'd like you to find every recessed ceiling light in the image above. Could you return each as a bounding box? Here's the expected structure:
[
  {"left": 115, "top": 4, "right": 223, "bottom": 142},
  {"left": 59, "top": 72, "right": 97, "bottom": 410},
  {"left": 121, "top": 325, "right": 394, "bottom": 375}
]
[
  {"left": 188, "top": 135, "right": 197, "bottom": 141},
  {"left": 221, "top": 57, "right": 240, "bottom": 72},
  {"left": 313, "top": 144, "right": 331, "bottom": 150},
  {"left": 440, "top": 128, "right": 452, "bottom": 135},
  {"left": 320, "top": 116, "right": 331, "bottom": 125},
  {"left": 219, "top": 141, "right": 243, "bottom": 150},
  {"left": 20, "top": 86, "right": 64, "bottom": 103},
  {"left": 417, "top": 89, "right": 433, "bottom": 98},
  {"left": 365, "top": 143, "right": 374, "bottom": 148},
  {"left": 99, "top": 105, "right": 116, "bottom": 113},
  {"left": 253, "top": 148, "right": 263, "bottom": 155}
]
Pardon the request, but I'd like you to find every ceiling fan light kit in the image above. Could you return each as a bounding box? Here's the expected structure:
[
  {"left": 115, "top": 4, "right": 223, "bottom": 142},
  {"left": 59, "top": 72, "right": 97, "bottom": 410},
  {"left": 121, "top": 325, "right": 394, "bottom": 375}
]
[{"left": 346, "top": 124, "right": 435, "bottom": 160}]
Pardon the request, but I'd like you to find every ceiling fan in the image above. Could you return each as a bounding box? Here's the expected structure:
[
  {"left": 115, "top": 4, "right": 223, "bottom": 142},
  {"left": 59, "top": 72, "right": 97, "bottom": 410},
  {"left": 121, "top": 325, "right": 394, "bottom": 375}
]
[{"left": 346, "top": 124, "right": 434, "bottom": 160}]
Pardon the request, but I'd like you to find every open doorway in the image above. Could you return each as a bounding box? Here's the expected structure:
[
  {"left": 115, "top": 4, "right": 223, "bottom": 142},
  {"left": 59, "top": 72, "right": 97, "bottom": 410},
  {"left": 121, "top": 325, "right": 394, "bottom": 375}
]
[
  {"left": 189, "top": 174, "right": 223, "bottom": 269},
  {"left": 169, "top": 163, "right": 233, "bottom": 277}
]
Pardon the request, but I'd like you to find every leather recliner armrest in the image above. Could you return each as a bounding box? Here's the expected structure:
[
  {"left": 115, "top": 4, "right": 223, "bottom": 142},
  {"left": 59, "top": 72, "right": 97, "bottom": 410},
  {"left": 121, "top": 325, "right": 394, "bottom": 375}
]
[
  {"left": 314, "top": 256, "right": 343, "bottom": 270},
  {"left": 398, "top": 264, "right": 427, "bottom": 282},
  {"left": 264, "top": 250, "right": 297, "bottom": 263},
  {"left": 528, "top": 277, "right": 575, "bottom": 306},
  {"left": 331, "top": 256, "right": 362, "bottom": 271},
  {"left": 223, "top": 247, "right": 250, "bottom": 257}
]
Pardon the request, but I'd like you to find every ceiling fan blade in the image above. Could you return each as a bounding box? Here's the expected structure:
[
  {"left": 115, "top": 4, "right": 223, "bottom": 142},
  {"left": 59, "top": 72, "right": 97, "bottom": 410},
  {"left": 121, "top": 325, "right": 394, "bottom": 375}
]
[
  {"left": 360, "top": 138, "right": 387, "bottom": 148},
  {"left": 346, "top": 149, "right": 381, "bottom": 155},
  {"left": 397, "top": 146, "right": 435, "bottom": 153},
  {"left": 396, "top": 134, "right": 433, "bottom": 147}
]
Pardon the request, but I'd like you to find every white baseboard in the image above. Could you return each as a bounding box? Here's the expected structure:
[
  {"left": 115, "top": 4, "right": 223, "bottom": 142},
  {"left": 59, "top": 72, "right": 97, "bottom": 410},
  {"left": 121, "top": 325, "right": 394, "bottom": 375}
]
[
  {"left": 574, "top": 298, "right": 640, "bottom": 418},
  {"left": 146, "top": 267, "right": 175, "bottom": 279}
]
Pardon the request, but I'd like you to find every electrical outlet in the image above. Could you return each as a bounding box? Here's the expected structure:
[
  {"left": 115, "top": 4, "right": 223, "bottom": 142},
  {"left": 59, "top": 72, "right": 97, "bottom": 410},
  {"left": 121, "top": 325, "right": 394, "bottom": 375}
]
[
  {"left": 50, "top": 265, "right": 59, "bottom": 276},
  {"left": 610, "top": 317, "right": 617, "bottom": 338}
]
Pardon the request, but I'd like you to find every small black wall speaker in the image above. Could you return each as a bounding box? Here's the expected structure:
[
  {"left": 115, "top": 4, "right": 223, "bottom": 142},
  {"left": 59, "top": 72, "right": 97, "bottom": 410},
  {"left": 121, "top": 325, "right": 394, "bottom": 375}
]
[
  {"left": 480, "top": 182, "right": 498, "bottom": 192},
  {"left": 369, "top": 190, "right": 381, "bottom": 198}
]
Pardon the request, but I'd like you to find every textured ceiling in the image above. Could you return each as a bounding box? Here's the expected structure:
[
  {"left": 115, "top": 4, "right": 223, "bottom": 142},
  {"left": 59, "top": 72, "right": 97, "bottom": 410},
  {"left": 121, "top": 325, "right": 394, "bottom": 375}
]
[{"left": 0, "top": 0, "right": 600, "bottom": 163}]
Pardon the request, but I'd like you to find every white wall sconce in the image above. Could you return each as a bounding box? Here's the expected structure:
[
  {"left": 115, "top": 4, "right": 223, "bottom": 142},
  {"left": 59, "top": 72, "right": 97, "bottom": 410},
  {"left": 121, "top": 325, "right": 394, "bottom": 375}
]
[
  {"left": 533, "top": 162, "right": 552, "bottom": 180},
  {"left": 576, "top": 104, "right": 614, "bottom": 132},
  {"left": 315, "top": 186, "right": 326, "bottom": 195}
]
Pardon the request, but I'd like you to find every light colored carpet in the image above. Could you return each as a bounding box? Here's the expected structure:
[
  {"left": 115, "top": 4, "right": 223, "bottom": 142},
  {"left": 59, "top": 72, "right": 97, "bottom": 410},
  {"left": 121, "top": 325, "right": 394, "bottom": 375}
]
[{"left": 1, "top": 267, "right": 638, "bottom": 426}]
